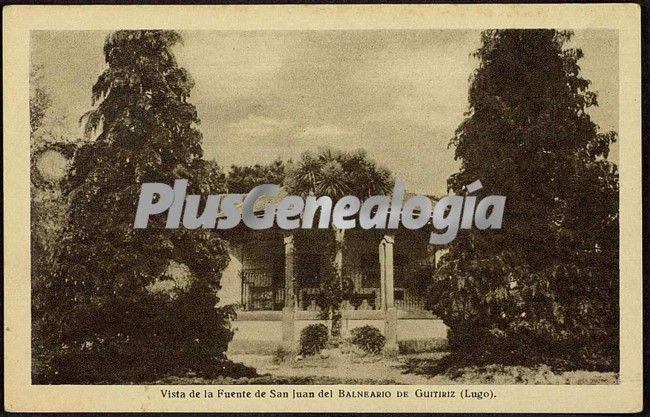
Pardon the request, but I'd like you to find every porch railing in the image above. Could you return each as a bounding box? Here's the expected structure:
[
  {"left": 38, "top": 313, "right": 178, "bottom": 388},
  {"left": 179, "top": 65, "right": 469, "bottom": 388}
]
[
  {"left": 394, "top": 288, "right": 427, "bottom": 311},
  {"left": 239, "top": 269, "right": 426, "bottom": 312},
  {"left": 296, "top": 287, "right": 426, "bottom": 311},
  {"left": 241, "top": 268, "right": 284, "bottom": 311}
]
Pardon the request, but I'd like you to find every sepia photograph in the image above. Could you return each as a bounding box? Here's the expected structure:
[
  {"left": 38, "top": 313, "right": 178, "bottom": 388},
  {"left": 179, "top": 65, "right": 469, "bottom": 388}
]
[
  {"left": 4, "top": 4, "right": 643, "bottom": 413},
  {"left": 30, "top": 27, "right": 621, "bottom": 385}
]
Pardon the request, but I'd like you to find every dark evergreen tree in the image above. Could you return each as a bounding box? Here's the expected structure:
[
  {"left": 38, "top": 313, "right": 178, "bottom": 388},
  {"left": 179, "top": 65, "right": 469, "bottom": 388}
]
[
  {"left": 30, "top": 64, "right": 79, "bottom": 379},
  {"left": 226, "top": 158, "right": 286, "bottom": 193},
  {"left": 430, "top": 30, "right": 619, "bottom": 371},
  {"left": 38, "top": 31, "right": 252, "bottom": 383}
]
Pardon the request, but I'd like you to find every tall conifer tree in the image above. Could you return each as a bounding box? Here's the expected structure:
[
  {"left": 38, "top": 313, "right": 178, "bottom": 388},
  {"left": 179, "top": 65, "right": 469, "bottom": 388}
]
[
  {"left": 40, "top": 31, "right": 242, "bottom": 383},
  {"left": 431, "top": 30, "right": 619, "bottom": 370}
]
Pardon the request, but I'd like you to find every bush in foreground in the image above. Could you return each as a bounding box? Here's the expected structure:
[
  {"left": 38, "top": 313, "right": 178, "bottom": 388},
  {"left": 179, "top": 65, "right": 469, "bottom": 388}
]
[
  {"left": 272, "top": 346, "right": 291, "bottom": 364},
  {"left": 398, "top": 338, "right": 447, "bottom": 354},
  {"left": 350, "top": 325, "right": 385, "bottom": 354},
  {"left": 299, "top": 324, "right": 329, "bottom": 356}
]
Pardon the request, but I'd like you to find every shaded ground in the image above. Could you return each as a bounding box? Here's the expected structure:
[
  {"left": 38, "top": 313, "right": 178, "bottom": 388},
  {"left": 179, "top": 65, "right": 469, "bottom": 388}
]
[
  {"left": 230, "top": 351, "right": 443, "bottom": 384},
  {"left": 155, "top": 351, "right": 618, "bottom": 385}
]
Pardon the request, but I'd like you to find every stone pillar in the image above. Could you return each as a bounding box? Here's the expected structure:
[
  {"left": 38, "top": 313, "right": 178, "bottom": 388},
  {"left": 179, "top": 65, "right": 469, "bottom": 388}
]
[
  {"left": 282, "top": 234, "right": 296, "bottom": 350},
  {"left": 334, "top": 228, "right": 344, "bottom": 279},
  {"left": 380, "top": 235, "right": 395, "bottom": 309},
  {"left": 379, "top": 234, "right": 398, "bottom": 354},
  {"left": 284, "top": 234, "right": 296, "bottom": 308},
  {"left": 332, "top": 228, "right": 345, "bottom": 337}
]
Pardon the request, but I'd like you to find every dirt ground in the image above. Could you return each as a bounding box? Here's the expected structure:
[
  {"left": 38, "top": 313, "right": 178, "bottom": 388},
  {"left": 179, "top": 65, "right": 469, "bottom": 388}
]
[
  {"left": 228, "top": 351, "right": 618, "bottom": 385},
  {"left": 229, "top": 351, "right": 442, "bottom": 384}
]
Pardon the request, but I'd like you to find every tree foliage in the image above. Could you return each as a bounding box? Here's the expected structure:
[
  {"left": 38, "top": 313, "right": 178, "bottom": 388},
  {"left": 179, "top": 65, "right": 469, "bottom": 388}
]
[
  {"left": 31, "top": 64, "right": 57, "bottom": 286},
  {"left": 30, "top": 65, "right": 53, "bottom": 135},
  {"left": 430, "top": 30, "right": 619, "bottom": 371},
  {"left": 38, "top": 31, "right": 246, "bottom": 383},
  {"left": 291, "top": 230, "right": 343, "bottom": 338},
  {"left": 30, "top": 65, "right": 79, "bottom": 378},
  {"left": 226, "top": 158, "right": 286, "bottom": 193},
  {"left": 285, "top": 147, "right": 394, "bottom": 201}
]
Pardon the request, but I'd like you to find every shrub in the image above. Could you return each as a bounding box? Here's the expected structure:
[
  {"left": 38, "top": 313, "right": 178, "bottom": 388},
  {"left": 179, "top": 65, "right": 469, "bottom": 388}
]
[
  {"left": 299, "top": 324, "right": 329, "bottom": 356},
  {"left": 206, "top": 360, "right": 258, "bottom": 379},
  {"left": 272, "top": 346, "right": 291, "bottom": 364},
  {"left": 350, "top": 325, "right": 385, "bottom": 354},
  {"left": 398, "top": 338, "right": 447, "bottom": 354}
]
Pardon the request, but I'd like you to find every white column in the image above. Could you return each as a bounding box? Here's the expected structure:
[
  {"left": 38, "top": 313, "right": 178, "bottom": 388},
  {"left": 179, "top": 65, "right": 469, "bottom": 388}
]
[
  {"left": 379, "top": 235, "right": 395, "bottom": 309},
  {"left": 282, "top": 234, "right": 296, "bottom": 351},
  {"left": 334, "top": 228, "right": 344, "bottom": 279},
  {"left": 379, "top": 234, "right": 398, "bottom": 354},
  {"left": 283, "top": 234, "right": 296, "bottom": 308}
]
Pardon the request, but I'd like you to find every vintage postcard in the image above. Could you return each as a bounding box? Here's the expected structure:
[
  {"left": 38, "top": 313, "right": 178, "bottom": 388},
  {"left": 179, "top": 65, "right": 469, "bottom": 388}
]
[{"left": 3, "top": 4, "right": 643, "bottom": 413}]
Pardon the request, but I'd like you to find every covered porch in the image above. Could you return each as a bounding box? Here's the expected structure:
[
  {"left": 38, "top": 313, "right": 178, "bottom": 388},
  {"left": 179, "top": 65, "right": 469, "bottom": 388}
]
[
  {"left": 223, "top": 227, "right": 438, "bottom": 313},
  {"left": 220, "top": 226, "right": 446, "bottom": 353}
]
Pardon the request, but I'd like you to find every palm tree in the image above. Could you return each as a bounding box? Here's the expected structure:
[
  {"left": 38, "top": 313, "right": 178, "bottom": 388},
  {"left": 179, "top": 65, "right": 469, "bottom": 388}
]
[
  {"left": 285, "top": 147, "right": 394, "bottom": 340},
  {"left": 285, "top": 147, "right": 394, "bottom": 200}
]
